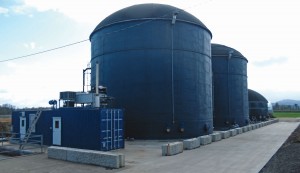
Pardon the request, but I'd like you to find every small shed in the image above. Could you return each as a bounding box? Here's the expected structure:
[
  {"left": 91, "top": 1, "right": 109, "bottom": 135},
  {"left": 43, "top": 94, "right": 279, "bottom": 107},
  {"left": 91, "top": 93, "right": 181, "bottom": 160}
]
[{"left": 11, "top": 108, "right": 124, "bottom": 151}]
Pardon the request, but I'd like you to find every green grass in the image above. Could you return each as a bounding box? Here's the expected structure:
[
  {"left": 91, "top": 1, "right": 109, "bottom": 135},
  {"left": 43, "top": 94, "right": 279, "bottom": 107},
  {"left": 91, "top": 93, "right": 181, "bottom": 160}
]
[{"left": 274, "top": 111, "right": 300, "bottom": 118}]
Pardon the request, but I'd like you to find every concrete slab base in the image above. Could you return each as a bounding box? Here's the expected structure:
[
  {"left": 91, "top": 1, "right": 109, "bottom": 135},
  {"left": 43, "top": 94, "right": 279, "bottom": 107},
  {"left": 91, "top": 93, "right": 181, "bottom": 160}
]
[
  {"left": 221, "top": 131, "right": 231, "bottom": 139},
  {"left": 236, "top": 128, "right": 243, "bottom": 134},
  {"left": 210, "top": 132, "right": 222, "bottom": 142},
  {"left": 162, "top": 142, "right": 183, "bottom": 156},
  {"left": 48, "top": 146, "right": 124, "bottom": 169},
  {"left": 229, "top": 129, "right": 237, "bottom": 136},
  {"left": 198, "top": 135, "right": 212, "bottom": 145},
  {"left": 183, "top": 138, "right": 200, "bottom": 150}
]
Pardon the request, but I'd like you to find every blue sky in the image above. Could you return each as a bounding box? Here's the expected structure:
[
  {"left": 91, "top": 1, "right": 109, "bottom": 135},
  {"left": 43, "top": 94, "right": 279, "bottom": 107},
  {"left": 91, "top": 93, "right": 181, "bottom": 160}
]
[{"left": 1, "top": 0, "right": 300, "bottom": 107}]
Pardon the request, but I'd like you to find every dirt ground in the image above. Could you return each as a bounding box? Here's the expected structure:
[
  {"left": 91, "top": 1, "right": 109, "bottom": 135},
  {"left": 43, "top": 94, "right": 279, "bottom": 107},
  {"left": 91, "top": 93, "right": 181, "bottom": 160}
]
[{"left": 260, "top": 124, "right": 300, "bottom": 173}]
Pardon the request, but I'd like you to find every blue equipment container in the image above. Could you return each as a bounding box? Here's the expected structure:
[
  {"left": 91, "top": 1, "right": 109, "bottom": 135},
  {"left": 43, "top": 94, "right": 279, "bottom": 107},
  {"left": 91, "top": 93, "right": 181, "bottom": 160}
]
[
  {"left": 90, "top": 4, "right": 213, "bottom": 139},
  {"left": 211, "top": 43, "right": 249, "bottom": 129},
  {"left": 11, "top": 108, "right": 124, "bottom": 151},
  {"left": 248, "top": 89, "right": 269, "bottom": 121}
]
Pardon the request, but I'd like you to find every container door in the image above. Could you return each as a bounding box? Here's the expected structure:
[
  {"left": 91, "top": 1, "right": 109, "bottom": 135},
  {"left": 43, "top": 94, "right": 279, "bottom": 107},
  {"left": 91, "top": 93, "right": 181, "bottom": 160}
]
[
  {"left": 100, "top": 109, "right": 124, "bottom": 151},
  {"left": 19, "top": 117, "right": 26, "bottom": 140},
  {"left": 113, "top": 109, "right": 124, "bottom": 149},
  {"left": 52, "top": 117, "right": 61, "bottom": 145},
  {"left": 100, "top": 109, "right": 112, "bottom": 151}
]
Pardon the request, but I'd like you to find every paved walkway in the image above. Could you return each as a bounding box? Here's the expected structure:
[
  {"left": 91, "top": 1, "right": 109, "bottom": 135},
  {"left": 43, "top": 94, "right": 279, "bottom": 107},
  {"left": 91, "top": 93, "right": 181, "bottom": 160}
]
[
  {"left": 119, "top": 122, "right": 299, "bottom": 173},
  {"left": 0, "top": 122, "right": 298, "bottom": 173}
]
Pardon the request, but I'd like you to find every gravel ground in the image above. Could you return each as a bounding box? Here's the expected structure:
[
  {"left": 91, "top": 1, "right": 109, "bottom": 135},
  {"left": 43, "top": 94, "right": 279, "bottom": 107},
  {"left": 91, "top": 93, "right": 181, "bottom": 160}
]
[{"left": 260, "top": 124, "right": 300, "bottom": 173}]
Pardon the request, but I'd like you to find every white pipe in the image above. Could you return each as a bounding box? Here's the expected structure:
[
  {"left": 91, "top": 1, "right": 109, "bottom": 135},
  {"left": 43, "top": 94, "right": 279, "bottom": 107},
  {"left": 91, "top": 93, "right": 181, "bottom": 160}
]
[
  {"left": 94, "top": 62, "right": 100, "bottom": 107},
  {"left": 96, "top": 62, "right": 99, "bottom": 95}
]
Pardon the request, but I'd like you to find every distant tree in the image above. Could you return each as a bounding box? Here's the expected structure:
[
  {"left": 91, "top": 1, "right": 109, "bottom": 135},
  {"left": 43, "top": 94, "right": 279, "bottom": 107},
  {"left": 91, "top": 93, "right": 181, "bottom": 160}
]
[
  {"left": 274, "top": 102, "right": 280, "bottom": 110},
  {"left": 0, "top": 104, "right": 16, "bottom": 115},
  {"left": 295, "top": 104, "right": 299, "bottom": 110}
]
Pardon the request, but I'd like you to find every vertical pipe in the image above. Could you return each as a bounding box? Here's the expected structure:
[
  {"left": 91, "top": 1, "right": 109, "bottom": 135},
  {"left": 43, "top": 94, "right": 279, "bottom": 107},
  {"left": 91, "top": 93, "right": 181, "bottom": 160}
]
[
  {"left": 171, "top": 13, "right": 177, "bottom": 124},
  {"left": 227, "top": 51, "right": 233, "bottom": 126},
  {"left": 83, "top": 69, "right": 85, "bottom": 92},
  {"left": 110, "top": 109, "right": 113, "bottom": 149},
  {"left": 227, "top": 56, "right": 230, "bottom": 124},
  {"left": 94, "top": 63, "right": 100, "bottom": 107},
  {"left": 171, "top": 25, "right": 175, "bottom": 124},
  {"left": 96, "top": 62, "right": 99, "bottom": 95}
]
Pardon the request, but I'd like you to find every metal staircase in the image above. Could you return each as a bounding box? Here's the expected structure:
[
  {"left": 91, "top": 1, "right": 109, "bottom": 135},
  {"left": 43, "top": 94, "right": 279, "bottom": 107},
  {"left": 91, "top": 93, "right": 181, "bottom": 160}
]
[{"left": 19, "top": 110, "right": 42, "bottom": 149}]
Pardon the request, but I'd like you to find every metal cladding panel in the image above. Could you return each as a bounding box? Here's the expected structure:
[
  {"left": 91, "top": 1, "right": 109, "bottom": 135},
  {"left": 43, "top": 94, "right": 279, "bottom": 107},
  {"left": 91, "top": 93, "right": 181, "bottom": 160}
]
[
  {"left": 35, "top": 110, "right": 53, "bottom": 145},
  {"left": 12, "top": 111, "right": 36, "bottom": 138},
  {"left": 249, "top": 102, "right": 268, "bottom": 120},
  {"left": 100, "top": 109, "right": 124, "bottom": 151},
  {"left": 248, "top": 89, "right": 268, "bottom": 120},
  {"left": 212, "top": 44, "right": 249, "bottom": 129},
  {"left": 58, "top": 108, "right": 101, "bottom": 150},
  {"left": 12, "top": 110, "right": 56, "bottom": 145},
  {"left": 11, "top": 108, "right": 124, "bottom": 151},
  {"left": 11, "top": 111, "right": 20, "bottom": 135},
  {"left": 90, "top": 14, "right": 213, "bottom": 139}
]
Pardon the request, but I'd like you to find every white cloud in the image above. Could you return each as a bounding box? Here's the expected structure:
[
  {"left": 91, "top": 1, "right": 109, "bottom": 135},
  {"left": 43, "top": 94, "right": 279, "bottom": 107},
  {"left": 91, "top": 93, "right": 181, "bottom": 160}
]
[
  {"left": 22, "top": 0, "right": 199, "bottom": 25},
  {"left": 23, "top": 42, "right": 36, "bottom": 49},
  {"left": 0, "top": 6, "right": 9, "bottom": 14},
  {"left": 11, "top": 5, "right": 30, "bottom": 14},
  {"left": 252, "top": 57, "right": 288, "bottom": 67}
]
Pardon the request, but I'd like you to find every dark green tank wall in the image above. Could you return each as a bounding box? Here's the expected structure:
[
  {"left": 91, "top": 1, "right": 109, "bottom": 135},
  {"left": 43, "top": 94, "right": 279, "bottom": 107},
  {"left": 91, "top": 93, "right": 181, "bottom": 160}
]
[
  {"left": 248, "top": 89, "right": 269, "bottom": 121},
  {"left": 90, "top": 4, "right": 213, "bottom": 139},
  {"left": 212, "top": 44, "right": 249, "bottom": 130}
]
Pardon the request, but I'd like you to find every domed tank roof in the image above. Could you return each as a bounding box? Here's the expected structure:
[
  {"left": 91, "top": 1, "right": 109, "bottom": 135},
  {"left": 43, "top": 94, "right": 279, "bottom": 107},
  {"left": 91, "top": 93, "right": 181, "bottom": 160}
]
[
  {"left": 248, "top": 89, "right": 268, "bottom": 102},
  {"left": 90, "top": 3, "right": 212, "bottom": 38},
  {"left": 211, "top": 43, "right": 248, "bottom": 61}
]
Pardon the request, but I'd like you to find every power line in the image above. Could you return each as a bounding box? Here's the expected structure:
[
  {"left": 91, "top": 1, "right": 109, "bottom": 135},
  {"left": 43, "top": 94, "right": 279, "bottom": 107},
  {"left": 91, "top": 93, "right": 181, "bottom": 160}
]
[
  {"left": 0, "top": 39, "right": 89, "bottom": 63},
  {"left": 0, "top": 1, "right": 213, "bottom": 63}
]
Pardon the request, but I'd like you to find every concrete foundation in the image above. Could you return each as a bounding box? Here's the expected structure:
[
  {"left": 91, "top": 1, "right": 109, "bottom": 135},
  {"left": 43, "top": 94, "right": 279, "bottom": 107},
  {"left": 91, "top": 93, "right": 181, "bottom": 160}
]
[
  {"left": 236, "top": 128, "right": 243, "bottom": 134},
  {"left": 242, "top": 126, "right": 248, "bottom": 132},
  {"left": 162, "top": 142, "right": 183, "bottom": 156},
  {"left": 47, "top": 146, "right": 68, "bottom": 160},
  {"left": 229, "top": 129, "right": 237, "bottom": 136},
  {"left": 48, "top": 146, "right": 124, "bottom": 169},
  {"left": 221, "top": 131, "right": 231, "bottom": 139},
  {"left": 183, "top": 138, "right": 200, "bottom": 150},
  {"left": 198, "top": 135, "right": 212, "bottom": 145},
  {"left": 210, "top": 132, "right": 222, "bottom": 142}
]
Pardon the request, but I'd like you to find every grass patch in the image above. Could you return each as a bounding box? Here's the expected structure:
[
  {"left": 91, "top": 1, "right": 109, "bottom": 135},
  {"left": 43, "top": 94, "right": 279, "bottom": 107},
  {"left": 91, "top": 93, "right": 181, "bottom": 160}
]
[{"left": 274, "top": 112, "right": 300, "bottom": 118}]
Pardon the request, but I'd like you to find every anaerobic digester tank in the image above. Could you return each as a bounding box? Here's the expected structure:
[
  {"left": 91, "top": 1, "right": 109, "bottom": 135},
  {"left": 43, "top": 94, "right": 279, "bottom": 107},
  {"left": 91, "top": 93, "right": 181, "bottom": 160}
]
[
  {"left": 211, "top": 43, "right": 249, "bottom": 130},
  {"left": 248, "top": 89, "right": 269, "bottom": 121},
  {"left": 90, "top": 4, "right": 213, "bottom": 139}
]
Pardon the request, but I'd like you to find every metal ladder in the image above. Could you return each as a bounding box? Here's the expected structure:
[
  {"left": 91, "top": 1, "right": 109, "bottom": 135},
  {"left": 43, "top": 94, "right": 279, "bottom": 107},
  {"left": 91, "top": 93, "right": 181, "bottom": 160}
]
[{"left": 19, "top": 110, "right": 42, "bottom": 149}]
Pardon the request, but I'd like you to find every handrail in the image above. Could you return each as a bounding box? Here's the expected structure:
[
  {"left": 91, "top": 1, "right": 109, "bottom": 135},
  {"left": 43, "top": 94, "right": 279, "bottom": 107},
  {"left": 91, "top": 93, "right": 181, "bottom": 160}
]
[{"left": 0, "top": 131, "right": 44, "bottom": 154}]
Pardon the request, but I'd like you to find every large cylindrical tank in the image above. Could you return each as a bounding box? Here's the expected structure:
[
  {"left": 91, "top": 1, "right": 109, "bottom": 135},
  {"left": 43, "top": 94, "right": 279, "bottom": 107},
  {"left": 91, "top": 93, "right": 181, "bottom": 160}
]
[
  {"left": 248, "top": 89, "right": 268, "bottom": 121},
  {"left": 90, "top": 4, "right": 213, "bottom": 139},
  {"left": 211, "top": 44, "right": 249, "bottom": 130}
]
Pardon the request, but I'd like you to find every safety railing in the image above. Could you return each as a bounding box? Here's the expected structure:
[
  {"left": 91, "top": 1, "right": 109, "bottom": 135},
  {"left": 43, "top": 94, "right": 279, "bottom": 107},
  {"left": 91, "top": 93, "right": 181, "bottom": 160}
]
[{"left": 0, "top": 131, "right": 44, "bottom": 157}]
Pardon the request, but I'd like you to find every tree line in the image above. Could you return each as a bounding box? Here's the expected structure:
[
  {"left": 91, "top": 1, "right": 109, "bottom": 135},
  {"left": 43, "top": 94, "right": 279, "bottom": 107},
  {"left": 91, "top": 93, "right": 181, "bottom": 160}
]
[
  {"left": 0, "top": 104, "right": 15, "bottom": 115},
  {"left": 273, "top": 103, "right": 300, "bottom": 111}
]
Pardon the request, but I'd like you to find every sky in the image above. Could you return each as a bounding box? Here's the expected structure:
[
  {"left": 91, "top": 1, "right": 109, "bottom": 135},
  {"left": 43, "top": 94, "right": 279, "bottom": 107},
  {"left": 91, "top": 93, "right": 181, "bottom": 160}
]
[{"left": 0, "top": 0, "right": 300, "bottom": 108}]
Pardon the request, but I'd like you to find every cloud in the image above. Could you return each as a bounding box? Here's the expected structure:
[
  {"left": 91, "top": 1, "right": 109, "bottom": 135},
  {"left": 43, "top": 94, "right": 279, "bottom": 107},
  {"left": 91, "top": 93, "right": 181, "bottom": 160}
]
[
  {"left": 1, "top": 3, "right": 34, "bottom": 17},
  {"left": 0, "top": 6, "right": 9, "bottom": 14},
  {"left": 22, "top": 0, "right": 190, "bottom": 25},
  {"left": 252, "top": 56, "right": 288, "bottom": 67},
  {"left": 22, "top": 0, "right": 114, "bottom": 24},
  {"left": 0, "top": 89, "right": 8, "bottom": 93},
  {"left": 23, "top": 42, "right": 36, "bottom": 49}
]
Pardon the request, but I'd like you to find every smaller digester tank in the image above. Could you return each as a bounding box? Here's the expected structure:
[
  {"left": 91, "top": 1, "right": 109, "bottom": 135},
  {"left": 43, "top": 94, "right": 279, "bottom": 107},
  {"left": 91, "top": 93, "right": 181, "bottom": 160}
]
[
  {"left": 248, "top": 89, "right": 269, "bottom": 121},
  {"left": 211, "top": 43, "right": 249, "bottom": 130}
]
